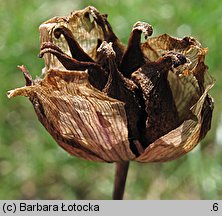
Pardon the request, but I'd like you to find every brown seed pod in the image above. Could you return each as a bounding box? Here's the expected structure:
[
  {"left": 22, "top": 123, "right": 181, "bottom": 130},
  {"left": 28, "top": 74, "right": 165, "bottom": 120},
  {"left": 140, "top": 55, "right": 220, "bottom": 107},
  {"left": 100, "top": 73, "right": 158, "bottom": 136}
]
[{"left": 8, "top": 6, "right": 214, "bottom": 163}]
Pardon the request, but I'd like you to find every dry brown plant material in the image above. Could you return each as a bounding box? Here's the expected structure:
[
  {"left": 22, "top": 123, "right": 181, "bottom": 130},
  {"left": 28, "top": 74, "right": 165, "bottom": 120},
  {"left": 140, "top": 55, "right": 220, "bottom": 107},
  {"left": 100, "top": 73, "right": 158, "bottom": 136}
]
[
  {"left": 8, "top": 6, "right": 214, "bottom": 163},
  {"left": 7, "top": 6, "right": 215, "bottom": 200},
  {"left": 8, "top": 6, "right": 214, "bottom": 172}
]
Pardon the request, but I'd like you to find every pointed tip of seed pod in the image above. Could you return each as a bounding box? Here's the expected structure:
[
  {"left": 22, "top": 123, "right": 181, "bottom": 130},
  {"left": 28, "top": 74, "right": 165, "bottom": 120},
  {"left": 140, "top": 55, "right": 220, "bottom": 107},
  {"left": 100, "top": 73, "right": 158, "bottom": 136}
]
[
  {"left": 97, "top": 41, "right": 116, "bottom": 58},
  {"left": 162, "top": 52, "right": 188, "bottom": 68},
  {"left": 17, "top": 65, "right": 33, "bottom": 86},
  {"left": 133, "top": 21, "right": 153, "bottom": 38}
]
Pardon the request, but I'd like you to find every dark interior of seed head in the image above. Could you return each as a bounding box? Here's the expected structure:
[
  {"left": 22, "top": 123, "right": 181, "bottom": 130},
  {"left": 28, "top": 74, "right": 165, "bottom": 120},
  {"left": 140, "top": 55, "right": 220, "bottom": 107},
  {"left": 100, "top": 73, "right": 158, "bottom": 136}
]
[{"left": 39, "top": 7, "right": 189, "bottom": 156}]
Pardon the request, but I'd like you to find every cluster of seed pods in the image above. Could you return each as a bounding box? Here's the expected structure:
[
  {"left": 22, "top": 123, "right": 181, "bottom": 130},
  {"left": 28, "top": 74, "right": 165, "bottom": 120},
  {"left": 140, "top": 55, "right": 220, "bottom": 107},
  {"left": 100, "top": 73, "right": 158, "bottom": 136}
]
[{"left": 8, "top": 6, "right": 214, "bottom": 163}]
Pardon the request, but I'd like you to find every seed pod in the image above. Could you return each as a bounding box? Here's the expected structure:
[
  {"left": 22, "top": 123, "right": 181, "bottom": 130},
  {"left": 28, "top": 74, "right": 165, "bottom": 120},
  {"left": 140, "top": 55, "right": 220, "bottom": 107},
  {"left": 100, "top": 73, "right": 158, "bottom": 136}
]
[{"left": 8, "top": 6, "right": 214, "bottom": 162}]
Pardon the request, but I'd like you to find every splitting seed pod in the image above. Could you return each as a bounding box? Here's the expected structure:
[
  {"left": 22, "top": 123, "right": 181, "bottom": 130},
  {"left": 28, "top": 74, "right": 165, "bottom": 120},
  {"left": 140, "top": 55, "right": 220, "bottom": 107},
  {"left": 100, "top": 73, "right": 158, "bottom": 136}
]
[
  {"left": 7, "top": 6, "right": 215, "bottom": 199},
  {"left": 8, "top": 6, "right": 214, "bottom": 163}
]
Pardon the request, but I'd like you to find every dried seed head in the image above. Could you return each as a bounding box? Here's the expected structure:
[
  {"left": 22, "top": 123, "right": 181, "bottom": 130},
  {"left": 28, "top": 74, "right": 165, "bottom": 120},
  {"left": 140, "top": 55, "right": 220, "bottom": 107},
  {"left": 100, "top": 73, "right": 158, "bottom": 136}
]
[{"left": 8, "top": 6, "right": 214, "bottom": 162}]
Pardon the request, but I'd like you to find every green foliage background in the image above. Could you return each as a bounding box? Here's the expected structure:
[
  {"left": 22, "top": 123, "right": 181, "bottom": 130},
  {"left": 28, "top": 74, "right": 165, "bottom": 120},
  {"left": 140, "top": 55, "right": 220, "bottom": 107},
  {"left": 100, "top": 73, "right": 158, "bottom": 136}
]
[{"left": 0, "top": 0, "right": 222, "bottom": 199}]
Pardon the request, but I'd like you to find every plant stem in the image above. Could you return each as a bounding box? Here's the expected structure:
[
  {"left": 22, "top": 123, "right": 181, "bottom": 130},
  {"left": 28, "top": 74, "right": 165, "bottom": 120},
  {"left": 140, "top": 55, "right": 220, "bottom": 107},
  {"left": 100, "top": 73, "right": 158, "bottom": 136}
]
[{"left": 112, "top": 161, "right": 130, "bottom": 200}]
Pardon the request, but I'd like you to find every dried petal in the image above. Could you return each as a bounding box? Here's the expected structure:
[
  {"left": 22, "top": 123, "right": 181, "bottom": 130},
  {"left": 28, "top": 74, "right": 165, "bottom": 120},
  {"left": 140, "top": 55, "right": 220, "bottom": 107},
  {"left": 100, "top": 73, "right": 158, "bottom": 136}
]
[{"left": 8, "top": 69, "right": 135, "bottom": 162}]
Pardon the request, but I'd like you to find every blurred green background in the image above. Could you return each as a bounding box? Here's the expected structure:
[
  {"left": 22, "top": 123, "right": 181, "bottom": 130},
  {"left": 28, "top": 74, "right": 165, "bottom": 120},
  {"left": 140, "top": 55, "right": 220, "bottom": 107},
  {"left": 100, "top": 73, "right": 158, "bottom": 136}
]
[{"left": 0, "top": 0, "right": 222, "bottom": 199}]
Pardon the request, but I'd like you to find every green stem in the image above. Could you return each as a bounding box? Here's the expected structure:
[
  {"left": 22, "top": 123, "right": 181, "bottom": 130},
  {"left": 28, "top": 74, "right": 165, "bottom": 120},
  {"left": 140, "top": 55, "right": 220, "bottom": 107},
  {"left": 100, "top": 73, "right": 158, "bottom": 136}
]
[{"left": 112, "top": 161, "right": 130, "bottom": 200}]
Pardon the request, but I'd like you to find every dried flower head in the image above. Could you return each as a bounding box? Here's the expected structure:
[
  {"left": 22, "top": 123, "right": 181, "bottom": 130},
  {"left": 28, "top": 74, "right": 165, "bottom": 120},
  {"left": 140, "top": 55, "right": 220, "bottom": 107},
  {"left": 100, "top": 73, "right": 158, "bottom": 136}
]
[{"left": 8, "top": 6, "right": 214, "bottom": 163}]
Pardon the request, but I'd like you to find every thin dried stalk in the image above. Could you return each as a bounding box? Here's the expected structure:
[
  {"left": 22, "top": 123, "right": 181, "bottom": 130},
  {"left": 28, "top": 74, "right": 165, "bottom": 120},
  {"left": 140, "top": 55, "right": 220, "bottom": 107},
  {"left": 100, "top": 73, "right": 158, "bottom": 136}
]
[{"left": 112, "top": 161, "right": 130, "bottom": 200}]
